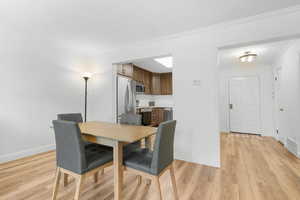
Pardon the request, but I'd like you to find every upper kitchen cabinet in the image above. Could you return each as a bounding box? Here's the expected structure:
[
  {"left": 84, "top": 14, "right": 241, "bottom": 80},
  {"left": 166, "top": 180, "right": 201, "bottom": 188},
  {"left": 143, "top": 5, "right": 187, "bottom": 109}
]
[
  {"left": 160, "top": 73, "right": 173, "bottom": 95},
  {"left": 133, "top": 65, "right": 143, "bottom": 83},
  {"left": 117, "top": 63, "right": 133, "bottom": 77},
  {"left": 152, "top": 73, "right": 161, "bottom": 95},
  {"left": 133, "top": 65, "right": 152, "bottom": 94},
  {"left": 118, "top": 63, "right": 173, "bottom": 95},
  {"left": 143, "top": 70, "right": 152, "bottom": 94}
]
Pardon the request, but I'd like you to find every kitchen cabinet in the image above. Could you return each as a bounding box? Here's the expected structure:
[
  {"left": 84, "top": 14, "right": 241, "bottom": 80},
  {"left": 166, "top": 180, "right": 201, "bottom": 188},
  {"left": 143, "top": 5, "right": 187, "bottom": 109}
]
[
  {"left": 160, "top": 73, "right": 172, "bottom": 95},
  {"left": 117, "top": 63, "right": 133, "bottom": 77},
  {"left": 118, "top": 63, "right": 173, "bottom": 95},
  {"left": 151, "top": 73, "right": 172, "bottom": 95},
  {"left": 133, "top": 65, "right": 152, "bottom": 94},
  {"left": 151, "top": 73, "right": 161, "bottom": 95},
  {"left": 151, "top": 108, "right": 165, "bottom": 126},
  {"left": 143, "top": 70, "right": 152, "bottom": 94},
  {"left": 133, "top": 66, "right": 143, "bottom": 83}
]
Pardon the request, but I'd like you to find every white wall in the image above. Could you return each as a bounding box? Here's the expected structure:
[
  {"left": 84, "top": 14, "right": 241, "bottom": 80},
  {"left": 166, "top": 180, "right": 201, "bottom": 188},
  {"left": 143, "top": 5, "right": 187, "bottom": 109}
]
[
  {"left": 274, "top": 40, "right": 300, "bottom": 154},
  {"left": 86, "top": 8, "right": 300, "bottom": 167},
  {"left": 0, "top": 39, "right": 115, "bottom": 163},
  {"left": 2, "top": 7, "right": 300, "bottom": 167}
]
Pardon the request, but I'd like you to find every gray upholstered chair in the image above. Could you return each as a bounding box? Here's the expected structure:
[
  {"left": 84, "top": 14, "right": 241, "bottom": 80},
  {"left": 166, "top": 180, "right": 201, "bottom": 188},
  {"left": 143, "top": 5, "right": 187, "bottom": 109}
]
[
  {"left": 57, "top": 113, "right": 97, "bottom": 147},
  {"left": 57, "top": 113, "right": 111, "bottom": 186},
  {"left": 51, "top": 120, "right": 113, "bottom": 200},
  {"left": 124, "top": 120, "right": 179, "bottom": 200},
  {"left": 119, "top": 113, "right": 143, "bottom": 154},
  {"left": 119, "top": 113, "right": 142, "bottom": 125},
  {"left": 57, "top": 113, "right": 83, "bottom": 123}
]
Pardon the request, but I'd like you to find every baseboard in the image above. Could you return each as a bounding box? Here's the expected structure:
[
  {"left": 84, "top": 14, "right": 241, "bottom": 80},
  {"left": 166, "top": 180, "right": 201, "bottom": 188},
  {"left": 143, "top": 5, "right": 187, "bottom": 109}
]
[
  {"left": 0, "top": 144, "right": 56, "bottom": 164},
  {"left": 175, "top": 153, "right": 220, "bottom": 168}
]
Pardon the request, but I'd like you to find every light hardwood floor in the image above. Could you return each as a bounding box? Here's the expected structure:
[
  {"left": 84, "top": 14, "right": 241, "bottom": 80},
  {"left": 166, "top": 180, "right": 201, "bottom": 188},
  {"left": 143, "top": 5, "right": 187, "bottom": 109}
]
[{"left": 1, "top": 133, "right": 300, "bottom": 200}]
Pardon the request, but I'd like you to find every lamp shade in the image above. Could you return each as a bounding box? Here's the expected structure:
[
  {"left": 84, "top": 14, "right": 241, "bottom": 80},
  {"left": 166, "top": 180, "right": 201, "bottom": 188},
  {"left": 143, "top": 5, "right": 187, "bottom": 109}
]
[{"left": 82, "top": 72, "right": 93, "bottom": 79}]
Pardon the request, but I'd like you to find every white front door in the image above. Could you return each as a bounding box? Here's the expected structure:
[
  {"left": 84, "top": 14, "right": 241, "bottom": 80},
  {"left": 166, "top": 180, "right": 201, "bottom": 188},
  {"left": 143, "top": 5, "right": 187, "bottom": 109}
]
[{"left": 229, "top": 76, "right": 260, "bottom": 134}]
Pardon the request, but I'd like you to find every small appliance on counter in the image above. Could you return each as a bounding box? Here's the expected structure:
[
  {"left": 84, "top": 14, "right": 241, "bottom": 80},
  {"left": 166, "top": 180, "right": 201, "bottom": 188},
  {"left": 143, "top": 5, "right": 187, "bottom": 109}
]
[{"left": 149, "top": 101, "right": 155, "bottom": 107}]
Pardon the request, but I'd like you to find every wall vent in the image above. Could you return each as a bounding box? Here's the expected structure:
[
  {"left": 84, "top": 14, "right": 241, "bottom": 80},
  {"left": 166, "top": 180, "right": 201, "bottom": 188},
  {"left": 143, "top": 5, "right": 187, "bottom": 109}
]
[{"left": 286, "top": 137, "right": 298, "bottom": 157}]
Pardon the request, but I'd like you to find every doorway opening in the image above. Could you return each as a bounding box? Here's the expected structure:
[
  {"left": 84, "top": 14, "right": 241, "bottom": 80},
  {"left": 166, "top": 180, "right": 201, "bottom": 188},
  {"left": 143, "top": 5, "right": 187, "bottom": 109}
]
[
  {"left": 217, "top": 36, "right": 300, "bottom": 158},
  {"left": 113, "top": 55, "right": 174, "bottom": 127}
]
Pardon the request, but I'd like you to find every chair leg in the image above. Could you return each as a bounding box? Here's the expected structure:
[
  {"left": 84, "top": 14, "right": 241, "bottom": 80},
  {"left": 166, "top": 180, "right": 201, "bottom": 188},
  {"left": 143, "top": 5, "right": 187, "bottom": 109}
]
[
  {"left": 137, "top": 175, "right": 142, "bottom": 185},
  {"left": 94, "top": 172, "right": 99, "bottom": 183},
  {"left": 153, "top": 176, "right": 163, "bottom": 200},
  {"left": 146, "top": 179, "right": 151, "bottom": 185},
  {"left": 63, "top": 174, "right": 68, "bottom": 187},
  {"left": 52, "top": 168, "right": 62, "bottom": 200},
  {"left": 170, "top": 165, "right": 179, "bottom": 200},
  {"left": 74, "top": 176, "right": 83, "bottom": 200}
]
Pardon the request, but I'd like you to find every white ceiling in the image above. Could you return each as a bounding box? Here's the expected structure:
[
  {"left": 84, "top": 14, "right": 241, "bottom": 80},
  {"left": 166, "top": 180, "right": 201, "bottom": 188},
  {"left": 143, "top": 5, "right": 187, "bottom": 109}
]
[
  {"left": 132, "top": 57, "right": 172, "bottom": 73},
  {"left": 218, "top": 40, "right": 293, "bottom": 67},
  {"left": 1, "top": 0, "right": 300, "bottom": 52}
]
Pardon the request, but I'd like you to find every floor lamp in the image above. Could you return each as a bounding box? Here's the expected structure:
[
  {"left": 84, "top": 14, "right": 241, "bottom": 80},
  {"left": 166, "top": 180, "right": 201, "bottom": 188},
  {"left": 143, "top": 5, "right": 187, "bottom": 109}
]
[{"left": 82, "top": 72, "right": 92, "bottom": 122}]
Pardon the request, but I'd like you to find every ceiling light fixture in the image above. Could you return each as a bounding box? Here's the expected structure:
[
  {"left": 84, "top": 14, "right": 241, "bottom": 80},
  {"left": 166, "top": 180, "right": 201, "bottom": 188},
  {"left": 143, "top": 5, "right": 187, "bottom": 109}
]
[
  {"left": 154, "top": 56, "right": 173, "bottom": 68},
  {"left": 239, "top": 51, "right": 257, "bottom": 63}
]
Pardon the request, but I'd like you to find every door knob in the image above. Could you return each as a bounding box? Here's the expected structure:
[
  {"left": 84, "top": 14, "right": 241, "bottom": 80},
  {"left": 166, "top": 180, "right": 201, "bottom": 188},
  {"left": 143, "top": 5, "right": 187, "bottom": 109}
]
[
  {"left": 280, "top": 108, "right": 284, "bottom": 112},
  {"left": 229, "top": 104, "right": 233, "bottom": 109}
]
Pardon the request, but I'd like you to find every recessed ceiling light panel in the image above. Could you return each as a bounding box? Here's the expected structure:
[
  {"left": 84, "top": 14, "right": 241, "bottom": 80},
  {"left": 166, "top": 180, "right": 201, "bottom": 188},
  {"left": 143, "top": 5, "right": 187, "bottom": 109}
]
[{"left": 154, "top": 56, "right": 173, "bottom": 68}]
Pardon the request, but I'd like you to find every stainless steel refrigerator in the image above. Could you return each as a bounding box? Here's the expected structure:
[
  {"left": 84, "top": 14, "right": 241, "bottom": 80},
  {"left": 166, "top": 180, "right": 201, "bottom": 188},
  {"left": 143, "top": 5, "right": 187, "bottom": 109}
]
[{"left": 117, "top": 75, "right": 136, "bottom": 122}]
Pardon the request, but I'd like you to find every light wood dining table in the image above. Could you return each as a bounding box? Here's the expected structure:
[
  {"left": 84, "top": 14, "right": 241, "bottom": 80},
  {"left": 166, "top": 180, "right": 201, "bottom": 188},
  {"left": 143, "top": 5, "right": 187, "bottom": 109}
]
[{"left": 79, "top": 121, "right": 157, "bottom": 200}]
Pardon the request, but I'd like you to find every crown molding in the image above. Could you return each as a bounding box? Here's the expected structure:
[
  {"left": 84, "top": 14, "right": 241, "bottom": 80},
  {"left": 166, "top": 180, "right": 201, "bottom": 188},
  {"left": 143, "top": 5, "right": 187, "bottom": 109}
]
[{"left": 103, "top": 5, "right": 300, "bottom": 54}]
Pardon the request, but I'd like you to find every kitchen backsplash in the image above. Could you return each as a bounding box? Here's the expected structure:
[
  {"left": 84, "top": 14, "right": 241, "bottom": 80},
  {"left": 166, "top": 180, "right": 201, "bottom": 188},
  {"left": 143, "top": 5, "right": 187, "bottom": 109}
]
[{"left": 136, "top": 94, "right": 174, "bottom": 107}]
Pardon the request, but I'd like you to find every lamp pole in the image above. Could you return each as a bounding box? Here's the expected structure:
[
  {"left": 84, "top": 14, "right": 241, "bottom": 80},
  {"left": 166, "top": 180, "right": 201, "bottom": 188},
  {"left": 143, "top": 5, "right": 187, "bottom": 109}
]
[
  {"left": 83, "top": 76, "right": 89, "bottom": 122},
  {"left": 82, "top": 72, "right": 92, "bottom": 122}
]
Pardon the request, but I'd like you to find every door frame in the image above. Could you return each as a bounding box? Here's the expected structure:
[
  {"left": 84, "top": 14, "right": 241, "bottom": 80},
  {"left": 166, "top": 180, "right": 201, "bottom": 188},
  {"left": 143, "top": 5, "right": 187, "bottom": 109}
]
[
  {"left": 273, "top": 66, "right": 283, "bottom": 142},
  {"left": 228, "top": 75, "right": 262, "bottom": 134}
]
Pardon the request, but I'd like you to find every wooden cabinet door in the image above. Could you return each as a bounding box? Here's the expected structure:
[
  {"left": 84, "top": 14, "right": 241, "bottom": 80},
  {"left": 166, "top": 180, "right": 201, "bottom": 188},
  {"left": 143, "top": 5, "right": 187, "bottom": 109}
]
[
  {"left": 160, "top": 73, "right": 172, "bottom": 95},
  {"left": 133, "top": 66, "right": 139, "bottom": 82},
  {"left": 117, "top": 63, "right": 133, "bottom": 78},
  {"left": 151, "top": 108, "right": 165, "bottom": 126},
  {"left": 152, "top": 73, "right": 161, "bottom": 95},
  {"left": 117, "top": 64, "right": 123, "bottom": 75},
  {"left": 133, "top": 66, "right": 143, "bottom": 83},
  {"left": 143, "top": 70, "right": 152, "bottom": 94},
  {"left": 122, "top": 64, "right": 133, "bottom": 77},
  {"left": 158, "top": 109, "right": 165, "bottom": 123}
]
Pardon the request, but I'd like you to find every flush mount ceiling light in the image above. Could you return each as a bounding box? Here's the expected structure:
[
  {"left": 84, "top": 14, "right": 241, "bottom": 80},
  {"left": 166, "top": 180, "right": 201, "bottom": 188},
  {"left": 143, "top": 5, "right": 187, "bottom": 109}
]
[
  {"left": 239, "top": 51, "right": 257, "bottom": 63},
  {"left": 154, "top": 56, "right": 173, "bottom": 68}
]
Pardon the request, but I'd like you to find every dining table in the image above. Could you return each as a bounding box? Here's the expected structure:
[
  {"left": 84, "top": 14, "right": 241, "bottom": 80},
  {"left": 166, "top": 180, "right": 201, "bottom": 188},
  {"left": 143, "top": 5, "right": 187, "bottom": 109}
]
[{"left": 79, "top": 121, "right": 157, "bottom": 200}]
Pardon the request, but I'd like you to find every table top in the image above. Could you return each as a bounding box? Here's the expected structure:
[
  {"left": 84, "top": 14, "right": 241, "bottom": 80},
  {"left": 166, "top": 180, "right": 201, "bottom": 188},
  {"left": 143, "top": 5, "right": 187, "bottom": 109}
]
[{"left": 79, "top": 121, "right": 157, "bottom": 143}]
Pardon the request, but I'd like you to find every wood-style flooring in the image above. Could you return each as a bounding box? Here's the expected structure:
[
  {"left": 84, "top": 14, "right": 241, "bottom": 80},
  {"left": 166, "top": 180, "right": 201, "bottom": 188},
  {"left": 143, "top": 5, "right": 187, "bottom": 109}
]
[{"left": 1, "top": 133, "right": 300, "bottom": 200}]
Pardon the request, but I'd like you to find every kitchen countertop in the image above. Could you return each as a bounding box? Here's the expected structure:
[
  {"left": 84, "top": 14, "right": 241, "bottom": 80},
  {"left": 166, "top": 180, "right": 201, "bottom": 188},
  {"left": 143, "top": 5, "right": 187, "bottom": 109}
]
[{"left": 136, "top": 106, "right": 173, "bottom": 109}]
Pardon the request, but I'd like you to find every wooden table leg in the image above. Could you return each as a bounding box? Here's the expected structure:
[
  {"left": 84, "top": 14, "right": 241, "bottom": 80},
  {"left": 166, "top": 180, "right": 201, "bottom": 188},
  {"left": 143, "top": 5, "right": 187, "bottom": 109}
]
[{"left": 114, "top": 141, "right": 123, "bottom": 200}]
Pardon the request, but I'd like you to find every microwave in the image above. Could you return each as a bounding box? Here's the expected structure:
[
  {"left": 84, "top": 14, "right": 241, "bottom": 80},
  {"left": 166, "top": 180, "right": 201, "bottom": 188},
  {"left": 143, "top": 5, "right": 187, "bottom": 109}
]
[{"left": 136, "top": 83, "right": 145, "bottom": 93}]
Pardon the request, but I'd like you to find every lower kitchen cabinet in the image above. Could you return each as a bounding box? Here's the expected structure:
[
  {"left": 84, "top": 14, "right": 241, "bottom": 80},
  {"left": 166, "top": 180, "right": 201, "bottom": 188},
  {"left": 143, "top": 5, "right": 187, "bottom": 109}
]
[{"left": 151, "top": 108, "right": 165, "bottom": 126}]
